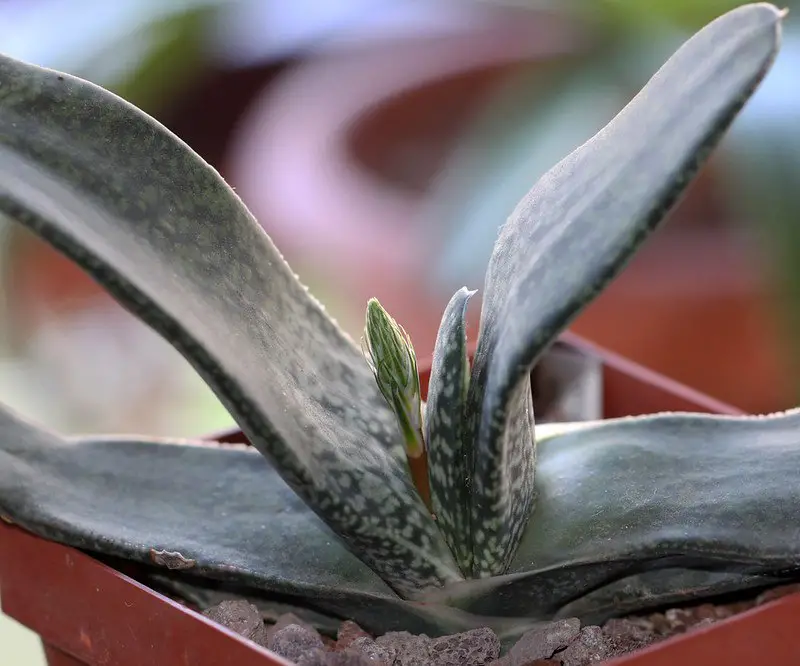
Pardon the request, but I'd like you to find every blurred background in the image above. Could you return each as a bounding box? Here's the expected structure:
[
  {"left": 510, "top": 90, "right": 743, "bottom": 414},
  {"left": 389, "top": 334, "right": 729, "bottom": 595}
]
[
  {"left": 1, "top": 0, "right": 800, "bottom": 433},
  {"left": 2, "top": 1, "right": 800, "bottom": 661},
  {"left": 1, "top": 0, "right": 800, "bottom": 441}
]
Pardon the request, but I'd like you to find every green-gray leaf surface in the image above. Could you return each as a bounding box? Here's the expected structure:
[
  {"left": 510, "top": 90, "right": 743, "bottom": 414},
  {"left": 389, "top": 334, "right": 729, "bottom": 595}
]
[
  {"left": 0, "top": 52, "right": 461, "bottom": 594},
  {"left": 0, "top": 403, "right": 604, "bottom": 644},
  {"left": 0, "top": 405, "right": 478, "bottom": 637},
  {"left": 3, "top": 401, "right": 800, "bottom": 641},
  {"left": 419, "top": 409, "right": 800, "bottom": 616},
  {"left": 463, "top": 3, "right": 782, "bottom": 577},
  {"left": 0, "top": 3, "right": 788, "bottom": 616},
  {"left": 425, "top": 287, "right": 475, "bottom": 573}
]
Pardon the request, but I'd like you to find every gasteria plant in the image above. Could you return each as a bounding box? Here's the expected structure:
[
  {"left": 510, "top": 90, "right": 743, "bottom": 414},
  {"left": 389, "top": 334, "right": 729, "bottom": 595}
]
[{"left": 0, "top": 3, "right": 797, "bottom": 644}]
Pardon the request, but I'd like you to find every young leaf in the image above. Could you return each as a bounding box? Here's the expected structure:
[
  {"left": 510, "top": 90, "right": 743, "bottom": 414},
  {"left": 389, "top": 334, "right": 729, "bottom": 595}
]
[
  {"left": 362, "top": 298, "right": 425, "bottom": 460},
  {"left": 0, "top": 53, "right": 462, "bottom": 594},
  {"left": 424, "top": 287, "right": 476, "bottom": 573},
  {"left": 464, "top": 3, "right": 783, "bottom": 577},
  {"left": 362, "top": 298, "right": 431, "bottom": 507}
]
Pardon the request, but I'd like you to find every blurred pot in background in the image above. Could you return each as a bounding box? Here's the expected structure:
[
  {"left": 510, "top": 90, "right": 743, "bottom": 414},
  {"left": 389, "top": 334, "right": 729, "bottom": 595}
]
[
  {"left": 416, "top": 1, "right": 797, "bottom": 413},
  {"left": 225, "top": 3, "right": 584, "bottom": 345},
  {"left": 226, "top": 0, "right": 795, "bottom": 412},
  {"left": 0, "top": 0, "right": 293, "bottom": 435},
  {"left": 721, "top": 28, "right": 800, "bottom": 406},
  {"left": 0, "top": 1, "right": 581, "bottom": 433},
  {"left": 3, "top": 0, "right": 798, "bottom": 426},
  {"left": 0, "top": 227, "right": 230, "bottom": 436}
]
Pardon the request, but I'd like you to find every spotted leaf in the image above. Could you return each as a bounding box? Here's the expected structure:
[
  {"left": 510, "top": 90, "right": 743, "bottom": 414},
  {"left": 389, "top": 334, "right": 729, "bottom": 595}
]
[
  {"left": 0, "top": 403, "right": 554, "bottom": 644},
  {"left": 421, "top": 408, "right": 800, "bottom": 621},
  {"left": 464, "top": 3, "right": 783, "bottom": 576},
  {"left": 424, "top": 287, "right": 475, "bottom": 573},
  {"left": 0, "top": 53, "right": 462, "bottom": 594}
]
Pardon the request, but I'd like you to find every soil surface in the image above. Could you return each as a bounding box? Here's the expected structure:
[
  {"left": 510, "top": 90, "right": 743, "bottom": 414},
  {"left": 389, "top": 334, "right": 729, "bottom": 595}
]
[{"left": 200, "top": 583, "right": 800, "bottom": 665}]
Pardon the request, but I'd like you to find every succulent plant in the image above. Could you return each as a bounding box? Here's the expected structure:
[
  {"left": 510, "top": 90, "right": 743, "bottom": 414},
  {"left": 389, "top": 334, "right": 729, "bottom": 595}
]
[{"left": 0, "top": 3, "right": 796, "bottom": 645}]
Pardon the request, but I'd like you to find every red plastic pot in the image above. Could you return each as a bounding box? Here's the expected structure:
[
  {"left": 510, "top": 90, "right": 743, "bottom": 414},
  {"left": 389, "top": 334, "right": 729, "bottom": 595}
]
[{"left": 3, "top": 332, "right": 797, "bottom": 666}]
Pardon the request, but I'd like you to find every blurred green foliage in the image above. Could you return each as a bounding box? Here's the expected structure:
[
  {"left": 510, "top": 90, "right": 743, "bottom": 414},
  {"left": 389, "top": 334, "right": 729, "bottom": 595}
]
[
  {"left": 591, "top": 0, "right": 744, "bottom": 30},
  {"left": 104, "top": 6, "right": 212, "bottom": 112}
]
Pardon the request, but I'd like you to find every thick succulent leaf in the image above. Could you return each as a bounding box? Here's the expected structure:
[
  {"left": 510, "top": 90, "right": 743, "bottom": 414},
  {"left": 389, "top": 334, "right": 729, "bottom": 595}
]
[
  {"left": 0, "top": 404, "right": 539, "bottom": 643},
  {"left": 464, "top": 3, "right": 783, "bottom": 577},
  {"left": 0, "top": 405, "right": 394, "bottom": 597},
  {"left": 0, "top": 53, "right": 461, "bottom": 593},
  {"left": 469, "top": 373, "right": 536, "bottom": 578},
  {"left": 424, "top": 287, "right": 475, "bottom": 574},
  {"left": 420, "top": 409, "right": 800, "bottom": 618},
  {"left": 554, "top": 568, "right": 788, "bottom": 625}
]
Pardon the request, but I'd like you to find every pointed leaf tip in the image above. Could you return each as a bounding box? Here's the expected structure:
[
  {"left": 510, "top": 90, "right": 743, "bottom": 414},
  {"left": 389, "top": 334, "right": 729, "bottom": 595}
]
[
  {"left": 363, "top": 298, "right": 424, "bottom": 459},
  {"left": 425, "top": 287, "right": 476, "bottom": 574},
  {"left": 0, "top": 52, "right": 462, "bottom": 594},
  {"left": 464, "top": 1, "right": 783, "bottom": 578}
]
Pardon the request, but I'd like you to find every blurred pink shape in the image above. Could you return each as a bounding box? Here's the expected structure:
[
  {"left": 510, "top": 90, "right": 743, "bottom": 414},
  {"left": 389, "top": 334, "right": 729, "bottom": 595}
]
[{"left": 226, "top": 6, "right": 583, "bottom": 288}]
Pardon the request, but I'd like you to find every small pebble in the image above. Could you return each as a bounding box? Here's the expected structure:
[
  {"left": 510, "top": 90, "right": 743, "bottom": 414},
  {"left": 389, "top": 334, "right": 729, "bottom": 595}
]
[
  {"left": 375, "top": 631, "right": 432, "bottom": 666},
  {"left": 267, "top": 612, "right": 316, "bottom": 643},
  {"left": 351, "top": 636, "right": 398, "bottom": 663},
  {"left": 269, "top": 623, "right": 325, "bottom": 662},
  {"left": 507, "top": 618, "right": 581, "bottom": 665},
  {"left": 202, "top": 599, "right": 268, "bottom": 647},
  {"left": 429, "top": 627, "right": 500, "bottom": 666},
  {"left": 298, "top": 648, "right": 387, "bottom": 666},
  {"left": 558, "top": 626, "right": 611, "bottom": 666},
  {"left": 337, "top": 620, "right": 374, "bottom": 651}
]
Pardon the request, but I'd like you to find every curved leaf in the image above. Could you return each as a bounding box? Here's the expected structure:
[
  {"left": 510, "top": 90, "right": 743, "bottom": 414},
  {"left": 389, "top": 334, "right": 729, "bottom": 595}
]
[
  {"left": 554, "top": 568, "right": 787, "bottom": 624},
  {"left": 465, "top": 3, "right": 783, "bottom": 577},
  {"left": 0, "top": 405, "right": 394, "bottom": 598},
  {"left": 422, "top": 408, "right": 800, "bottom": 618},
  {"left": 0, "top": 404, "right": 545, "bottom": 643},
  {"left": 425, "top": 287, "right": 475, "bottom": 573},
  {"left": 0, "top": 53, "right": 461, "bottom": 593}
]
